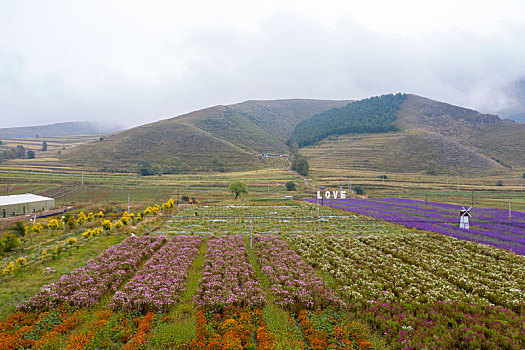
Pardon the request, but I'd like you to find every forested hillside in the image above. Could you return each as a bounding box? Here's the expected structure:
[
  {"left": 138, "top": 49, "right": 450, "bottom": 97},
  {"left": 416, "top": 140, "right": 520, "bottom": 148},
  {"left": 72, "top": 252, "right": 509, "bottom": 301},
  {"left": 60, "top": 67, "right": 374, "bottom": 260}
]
[{"left": 289, "top": 94, "right": 406, "bottom": 147}]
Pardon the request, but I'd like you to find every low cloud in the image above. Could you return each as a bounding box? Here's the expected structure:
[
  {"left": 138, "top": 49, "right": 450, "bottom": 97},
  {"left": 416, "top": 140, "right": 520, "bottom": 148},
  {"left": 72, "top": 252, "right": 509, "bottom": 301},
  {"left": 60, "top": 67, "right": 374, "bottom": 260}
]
[{"left": 1, "top": 1, "right": 525, "bottom": 127}]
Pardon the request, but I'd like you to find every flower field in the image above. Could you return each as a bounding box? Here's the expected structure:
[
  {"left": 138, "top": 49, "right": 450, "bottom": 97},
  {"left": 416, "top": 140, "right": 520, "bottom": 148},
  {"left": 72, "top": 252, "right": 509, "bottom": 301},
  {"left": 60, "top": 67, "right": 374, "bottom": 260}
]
[
  {"left": 305, "top": 197, "right": 525, "bottom": 255},
  {"left": 1, "top": 200, "right": 525, "bottom": 349},
  {"left": 287, "top": 232, "right": 525, "bottom": 348}
]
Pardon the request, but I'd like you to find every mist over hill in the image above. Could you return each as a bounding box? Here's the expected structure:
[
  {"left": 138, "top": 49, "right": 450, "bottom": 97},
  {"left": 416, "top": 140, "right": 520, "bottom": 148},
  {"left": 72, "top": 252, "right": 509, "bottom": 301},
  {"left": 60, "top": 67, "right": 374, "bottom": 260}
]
[{"left": 0, "top": 121, "right": 124, "bottom": 139}]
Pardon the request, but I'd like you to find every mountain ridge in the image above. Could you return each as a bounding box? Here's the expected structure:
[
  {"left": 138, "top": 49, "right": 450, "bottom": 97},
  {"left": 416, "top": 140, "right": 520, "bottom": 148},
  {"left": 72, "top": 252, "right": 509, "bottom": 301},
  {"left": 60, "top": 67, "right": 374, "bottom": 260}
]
[{"left": 56, "top": 95, "right": 525, "bottom": 174}]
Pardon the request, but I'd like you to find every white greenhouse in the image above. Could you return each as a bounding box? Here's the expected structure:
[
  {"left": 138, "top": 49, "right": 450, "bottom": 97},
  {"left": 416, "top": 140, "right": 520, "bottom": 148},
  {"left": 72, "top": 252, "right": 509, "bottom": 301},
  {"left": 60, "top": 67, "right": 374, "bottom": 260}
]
[{"left": 0, "top": 194, "right": 55, "bottom": 218}]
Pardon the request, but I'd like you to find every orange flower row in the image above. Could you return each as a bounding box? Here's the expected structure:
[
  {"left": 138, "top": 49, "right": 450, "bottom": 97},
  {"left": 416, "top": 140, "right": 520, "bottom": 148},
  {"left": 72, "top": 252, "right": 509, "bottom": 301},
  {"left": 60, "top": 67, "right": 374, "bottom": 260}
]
[
  {"left": 65, "top": 309, "right": 113, "bottom": 350},
  {"left": 122, "top": 312, "right": 155, "bottom": 350},
  {"left": 0, "top": 311, "right": 49, "bottom": 349},
  {"left": 297, "top": 310, "right": 372, "bottom": 350},
  {"left": 33, "top": 309, "right": 84, "bottom": 349},
  {"left": 298, "top": 310, "right": 329, "bottom": 350},
  {"left": 256, "top": 322, "right": 275, "bottom": 350},
  {"left": 190, "top": 306, "right": 262, "bottom": 350}
]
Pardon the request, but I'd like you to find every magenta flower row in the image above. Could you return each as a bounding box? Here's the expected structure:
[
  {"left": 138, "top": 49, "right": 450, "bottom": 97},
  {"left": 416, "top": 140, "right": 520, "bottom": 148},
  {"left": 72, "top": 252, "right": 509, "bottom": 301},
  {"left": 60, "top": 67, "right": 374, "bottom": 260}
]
[
  {"left": 111, "top": 235, "right": 203, "bottom": 313},
  {"left": 253, "top": 235, "right": 345, "bottom": 310},
  {"left": 17, "top": 236, "right": 166, "bottom": 312},
  {"left": 194, "top": 235, "right": 265, "bottom": 309}
]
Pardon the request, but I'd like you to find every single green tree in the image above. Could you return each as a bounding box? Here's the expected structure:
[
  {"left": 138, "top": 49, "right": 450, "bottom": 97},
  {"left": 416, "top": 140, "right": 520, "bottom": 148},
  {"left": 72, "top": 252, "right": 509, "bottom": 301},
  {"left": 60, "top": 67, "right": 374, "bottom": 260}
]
[
  {"left": 295, "top": 157, "right": 309, "bottom": 176},
  {"left": 27, "top": 150, "right": 35, "bottom": 159},
  {"left": 522, "top": 173, "right": 525, "bottom": 179},
  {"left": 496, "top": 180, "right": 503, "bottom": 186},
  {"left": 285, "top": 181, "right": 296, "bottom": 191},
  {"left": 354, "top": 185, "right": 364, "bottom": 195},
  {"left": 41, "top": 141, "right": 48, "bottom": 151},
  {"left": 228, "top": 181, "right": 248, "bottom": 199}
]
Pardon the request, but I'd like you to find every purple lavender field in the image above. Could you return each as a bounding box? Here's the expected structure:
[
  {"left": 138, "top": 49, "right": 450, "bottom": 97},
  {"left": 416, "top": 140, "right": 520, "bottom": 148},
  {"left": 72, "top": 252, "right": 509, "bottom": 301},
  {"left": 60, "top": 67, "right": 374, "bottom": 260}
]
[{"left": 304, "top": 197, "right": 525, "bottom": 255}]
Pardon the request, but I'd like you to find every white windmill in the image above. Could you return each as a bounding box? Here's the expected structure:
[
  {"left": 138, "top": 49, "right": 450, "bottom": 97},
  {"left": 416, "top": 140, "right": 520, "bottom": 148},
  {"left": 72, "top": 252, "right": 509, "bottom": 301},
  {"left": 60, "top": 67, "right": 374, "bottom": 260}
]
[{"left": 459, "top": 207, "right": 471, "bottom": 229}]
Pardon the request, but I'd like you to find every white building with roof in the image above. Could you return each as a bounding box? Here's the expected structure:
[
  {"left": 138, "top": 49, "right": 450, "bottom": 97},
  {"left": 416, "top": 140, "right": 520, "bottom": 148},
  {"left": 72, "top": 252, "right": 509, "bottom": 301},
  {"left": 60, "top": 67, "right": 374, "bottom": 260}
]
[{"left": 0, "top": 194, "right": 55, "bottom": 218}]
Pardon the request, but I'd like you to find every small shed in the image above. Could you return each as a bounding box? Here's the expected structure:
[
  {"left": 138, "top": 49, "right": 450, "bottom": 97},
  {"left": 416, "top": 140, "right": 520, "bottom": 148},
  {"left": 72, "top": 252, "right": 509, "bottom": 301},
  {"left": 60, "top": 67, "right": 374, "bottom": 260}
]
[{"left": 0, "top": 194, "right": 55, "bottom": 218}]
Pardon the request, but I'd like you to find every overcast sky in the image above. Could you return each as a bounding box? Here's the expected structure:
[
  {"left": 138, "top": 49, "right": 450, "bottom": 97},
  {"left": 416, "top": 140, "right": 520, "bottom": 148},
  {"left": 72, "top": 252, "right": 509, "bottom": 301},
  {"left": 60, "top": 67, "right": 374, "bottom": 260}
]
[{"left": 2, "top": 0, "right": 525, "bottom": 128}]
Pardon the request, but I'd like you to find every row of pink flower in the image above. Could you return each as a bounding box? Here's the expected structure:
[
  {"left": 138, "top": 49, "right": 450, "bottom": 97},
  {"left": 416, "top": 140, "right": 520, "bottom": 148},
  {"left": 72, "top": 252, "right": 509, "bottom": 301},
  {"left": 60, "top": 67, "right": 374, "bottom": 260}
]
[
  {"left": 110, "top": 235, "right": 203, "bottom": 313},
  {"left": 17, "top": 236, "right": 166, "bottom": 312},
  {"left": 253, "top": 235, "right": 345, "bottom": 311},
  {"left": 194, "top": 235, "right": 265, "bottom": 309}
]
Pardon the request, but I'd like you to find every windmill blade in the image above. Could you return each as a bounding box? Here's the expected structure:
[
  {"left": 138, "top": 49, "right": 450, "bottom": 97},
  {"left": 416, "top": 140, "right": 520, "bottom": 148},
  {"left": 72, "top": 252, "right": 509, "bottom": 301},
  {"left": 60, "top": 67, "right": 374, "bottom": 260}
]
[{"left": 467, "top": 207, "right": 472, "bottom": 211}]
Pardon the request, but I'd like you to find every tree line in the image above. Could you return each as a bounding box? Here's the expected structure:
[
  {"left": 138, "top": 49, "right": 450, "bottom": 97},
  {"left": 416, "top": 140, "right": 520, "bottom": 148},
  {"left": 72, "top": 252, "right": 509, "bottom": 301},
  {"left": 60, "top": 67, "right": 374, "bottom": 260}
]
[{"left": 289, "top": 93, "right": 407, "bottom": 147}]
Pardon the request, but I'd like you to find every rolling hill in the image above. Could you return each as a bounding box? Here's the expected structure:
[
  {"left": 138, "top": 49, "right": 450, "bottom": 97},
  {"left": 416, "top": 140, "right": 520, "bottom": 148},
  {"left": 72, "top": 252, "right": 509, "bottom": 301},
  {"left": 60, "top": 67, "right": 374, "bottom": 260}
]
[
  {"left": 60, "top": 99, "right": 349, "bottom": 172},
  {"left": 0, "top": 121, "right": 123, "bottom": 139},
  {"left": 57, "top": 94, "right": 525, "bottom": 175},
  {"left": 301, "top": 94, "right": 525, "bottom": 175}
]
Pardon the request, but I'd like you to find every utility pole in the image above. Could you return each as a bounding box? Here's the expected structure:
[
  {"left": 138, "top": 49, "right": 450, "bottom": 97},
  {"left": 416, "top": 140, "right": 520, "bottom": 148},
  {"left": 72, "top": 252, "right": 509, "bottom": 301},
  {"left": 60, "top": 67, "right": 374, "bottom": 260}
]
[
  {"left": 250, "top": 213, "right": 253, "bottom": 249},
  {"left": 509, "top": 199, "right": 512, "bottom": 218},
  {"left": 471, "top": 191, "right": 474, "bottom": 208},
  {"left": 81, "top": 171, "right": 84, "bottom": 186},
  {"left": 177, "top": 187, "right": 179, "bottom": 206},
  {"left": 457, "top": 176, "right": 460, "bottom": 191},
  {"left": 128, "top": 193, "right": 130, "bottom": 213}
]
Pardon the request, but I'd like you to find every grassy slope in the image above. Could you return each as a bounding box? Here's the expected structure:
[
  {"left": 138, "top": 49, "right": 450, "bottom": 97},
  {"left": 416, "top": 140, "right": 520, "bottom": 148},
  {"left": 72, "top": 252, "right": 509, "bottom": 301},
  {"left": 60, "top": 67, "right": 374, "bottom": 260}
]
[
  {"left": 59, "top": 99, "right": 349, "bottom": 172},
  {"left": 302, "top": 94, "right": 525, "bottom": 175},
  {"left": 397, "top": 94, "right": 525, "bottom": 169}
]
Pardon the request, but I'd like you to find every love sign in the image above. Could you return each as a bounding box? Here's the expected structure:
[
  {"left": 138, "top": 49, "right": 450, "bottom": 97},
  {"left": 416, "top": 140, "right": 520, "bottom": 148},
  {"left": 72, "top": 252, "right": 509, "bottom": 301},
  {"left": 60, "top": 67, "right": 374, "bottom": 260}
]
[{"left": 316, "top": 190, "right": 346, "bottom": 199}]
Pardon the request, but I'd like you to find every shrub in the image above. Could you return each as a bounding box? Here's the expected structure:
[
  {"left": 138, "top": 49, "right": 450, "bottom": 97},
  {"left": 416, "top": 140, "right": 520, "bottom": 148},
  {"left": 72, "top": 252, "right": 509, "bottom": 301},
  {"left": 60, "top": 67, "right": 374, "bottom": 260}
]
[
  {"left": 16, "top": 257, "right": 26, "bottom": 267},
  {"left": 67, "top": 237, "right": 77, "bottom": 245},
  {"left": 67, "top": 216, "right": 77, "bottom": 230},
  {"left": 1, "top": 234, "right": 20, "bottom": 253},
  {"left": 2, "top": 262, "right": 14, "bottom": 275},
  {"left": 77, "top": 212, "right": 87, "bottom": 225},
  {"left": 496, "top": 180, "right": 503, "bottom": 186},
  {"left": 87, "top": 212, "right": 95, "bottom": 222},
  {"left": 42, "top": 250, "right": 48, "bottom": 259},
  {"left": 96, "top": 211, "right": 104, "bottom": 219},
  {"left": 285, "top": 181, "right": 296, "bottom": 191},
  {"left": 102, "top": 219, "right": 112, "bottom": 231},
  {"left": 48, "top": 219, "right": 60, "bottom": 230},
  {"left": 114, "top": 220, "right": 123, "bottom": 229},
  {"left": 354, "top": 185, "right": 365, "bottom": 195},
  {"left": 32, "top": 223, "right": 43, "bottom": 233}
]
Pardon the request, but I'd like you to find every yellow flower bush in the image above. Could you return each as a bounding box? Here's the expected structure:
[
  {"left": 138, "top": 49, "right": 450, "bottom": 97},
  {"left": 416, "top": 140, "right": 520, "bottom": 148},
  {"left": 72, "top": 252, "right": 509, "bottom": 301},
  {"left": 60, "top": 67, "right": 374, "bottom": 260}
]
[
  {"left": 42, "top": 250, "right": 48, "bottom": 259},
  {"left": 32, "top": 223, "right": 43, "bottom": 233},
  {"left": 76, "top": 212, "right": 87, "bottom": 225},
  {"left": 2, "top": 262, "right": 14, "bottom": 275},
  {"left": 16, "top": 257, "right": 27, "bottom": 267},
  {"left": 114, "top": 220, "right": 123, "bottom": 229},
  {"left": 47, "top": 219, "right": 60, "bottom": 230},
  {"left": 87, "top": 212, "right": 95, "bottom": 222},
  {"left": 67, "top": 237, "right": 77, "bottom": 245},
  {"left": 102, "top": 219, "right": 112, "bottom": 231}
]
